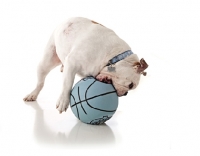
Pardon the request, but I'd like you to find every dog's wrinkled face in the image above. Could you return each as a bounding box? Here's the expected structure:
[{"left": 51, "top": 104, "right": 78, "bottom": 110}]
[{"left": 96, "top": 55, "right": 148, "bottom": 96}]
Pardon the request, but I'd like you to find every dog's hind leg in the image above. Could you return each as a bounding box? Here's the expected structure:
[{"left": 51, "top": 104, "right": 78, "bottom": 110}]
[{"left": 23, "top": 36, "right": 61, "bottom": 101}]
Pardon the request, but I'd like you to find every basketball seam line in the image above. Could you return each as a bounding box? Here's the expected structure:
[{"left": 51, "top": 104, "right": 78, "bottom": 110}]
[
  {"left": 70, "top": 80, "right": 117, "bottom": 112},
  {"left": 85, "top": 80, "right": 117, "bottom": 112},
  {"left": 78, "top": 86, "right": 87, "bottom": 114},
  {"left": 84, "top": 92, "right": 117, "bottom": 112},
  {"left": 70, "top": 93, "right": 80, "bottom": 119},
  {"left": 71, "top": 91, "right": 116, "bottom": 111}
]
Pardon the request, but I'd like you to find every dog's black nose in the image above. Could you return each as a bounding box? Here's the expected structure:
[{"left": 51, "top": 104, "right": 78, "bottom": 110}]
[{"left": 123, "top": 92, "right": 128, "bottom": 96}]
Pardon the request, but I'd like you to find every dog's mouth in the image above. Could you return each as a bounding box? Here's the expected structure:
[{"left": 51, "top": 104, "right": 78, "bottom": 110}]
[
  {"left": 96, "top": 76, "right": 112, "bottom": 84},
  {"left": 96, "top": 75, "right": 129, "bottom": 97}
]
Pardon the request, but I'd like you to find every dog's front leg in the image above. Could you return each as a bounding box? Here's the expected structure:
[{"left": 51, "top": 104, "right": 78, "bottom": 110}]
[{"left": 56, "top": 56, "right": 77, "bottom": 113}]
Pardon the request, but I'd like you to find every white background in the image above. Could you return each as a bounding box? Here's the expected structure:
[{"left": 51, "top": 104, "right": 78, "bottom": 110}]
[{"left": 0, "top": 0, "right": 200, "bottom": 155}]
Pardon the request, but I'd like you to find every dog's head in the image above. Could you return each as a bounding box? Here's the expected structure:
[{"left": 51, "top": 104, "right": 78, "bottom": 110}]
[{"left": 96, "top": 54, "right": 148, "bottom": 96}]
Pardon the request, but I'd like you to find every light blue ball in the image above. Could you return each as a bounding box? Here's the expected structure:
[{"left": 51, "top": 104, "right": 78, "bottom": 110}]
[{"left": 70, "top": 76, "right": 118, "bottom": 125}]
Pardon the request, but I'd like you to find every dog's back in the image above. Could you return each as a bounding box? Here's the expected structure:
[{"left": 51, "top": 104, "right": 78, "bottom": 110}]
[{"left": 53, "top": 17, "right": 130, "bottom": 64}]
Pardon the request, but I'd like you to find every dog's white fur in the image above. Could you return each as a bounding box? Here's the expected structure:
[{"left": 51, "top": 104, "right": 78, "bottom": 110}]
[{"left": 23, "top": 17, "right": 147, "bottom": 113}]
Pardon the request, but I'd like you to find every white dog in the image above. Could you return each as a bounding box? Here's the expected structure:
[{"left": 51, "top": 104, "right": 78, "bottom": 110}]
[{"left": 23, "top": 17, "right": 148, "bottom": 113}]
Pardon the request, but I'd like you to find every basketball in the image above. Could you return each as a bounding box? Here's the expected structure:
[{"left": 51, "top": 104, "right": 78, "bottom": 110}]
[{"left": 70, "top": 76, "right": 118, "bottom": 125}]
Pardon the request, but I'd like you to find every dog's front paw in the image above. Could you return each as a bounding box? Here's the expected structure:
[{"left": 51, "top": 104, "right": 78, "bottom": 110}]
[
  {"left": 56, "top": 94, "right": 69, "bottom": 114},
  {"left": 23, "top": 91, "right": 38, "bottom": 102}
]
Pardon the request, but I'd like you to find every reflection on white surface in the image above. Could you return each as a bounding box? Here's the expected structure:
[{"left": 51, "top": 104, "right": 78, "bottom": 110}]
[
  {"left": 29, "top": 101, "right": 117, "bottom": 148},
  {"left": 67, "top": 121, "right": 115, "bottom": 146}
]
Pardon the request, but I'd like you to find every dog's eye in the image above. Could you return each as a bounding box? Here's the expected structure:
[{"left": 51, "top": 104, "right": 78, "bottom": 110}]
[{"left": 129, "top": 82, "right": 134, "bottom": 89}]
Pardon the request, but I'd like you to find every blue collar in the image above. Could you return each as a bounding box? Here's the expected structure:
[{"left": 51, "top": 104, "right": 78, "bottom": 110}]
[{"left": 106, "top": 50, "right": 133, "bottom": 66}]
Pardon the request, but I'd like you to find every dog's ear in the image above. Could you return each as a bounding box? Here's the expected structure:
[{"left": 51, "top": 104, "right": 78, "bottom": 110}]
[{"left": 133, "top": 58, "right": 148, "bottom": 76}]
